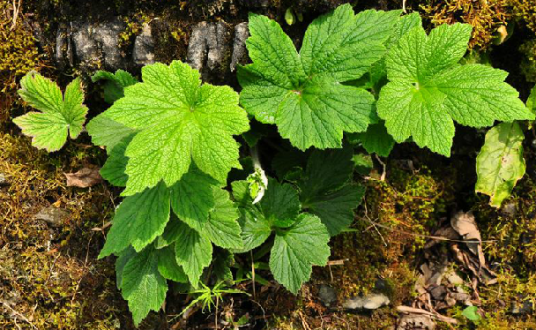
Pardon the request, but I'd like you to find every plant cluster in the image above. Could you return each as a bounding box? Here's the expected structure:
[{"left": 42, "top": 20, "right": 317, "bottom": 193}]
[{"left": 12, "top": 3, "right": 535, "bottom": 326}]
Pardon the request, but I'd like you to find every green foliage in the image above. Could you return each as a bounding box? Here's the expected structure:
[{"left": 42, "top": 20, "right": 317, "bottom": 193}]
[
  {"left": 99, "top": 182, "right": 171, "bottom": 257},
  {"left": 476, "top": 122, "right": 526, "bottom": 207},
  {"left": 238, "top": 5, "right": 400, "bottom": 150},
  {"left": 347, "top": 122, "right": 395, "bottom": 157},
  {"left": 19, "top": 3, "right": 534, "bottom": 327},
  {"left": 376, "top": 23, "right": 534, "bottom": 156},
  {"left": 91, "top": 60, "right": 250, "bottom": 196},
  {"left": 232, "top": 179, "right": 332, "bottom": 293},
  {"left": 462, "top": 305, "right": 482, "bottom": 322},
  {"left": 92, "top": 69, "right": 138, "bottom": 104},
  {"left": 14, "top": 72, "right": 88, "bottom": 151},
  {"left": 298, "top": 146, "right": 365, "bottom": 236},
  {"left": 118, "top": 245, "right": 168, "bottom": 326}
]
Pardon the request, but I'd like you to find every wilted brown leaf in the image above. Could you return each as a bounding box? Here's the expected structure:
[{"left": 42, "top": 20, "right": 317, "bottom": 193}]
[{"left": 64, "top": 167, "right": 102, "bottom": 188}]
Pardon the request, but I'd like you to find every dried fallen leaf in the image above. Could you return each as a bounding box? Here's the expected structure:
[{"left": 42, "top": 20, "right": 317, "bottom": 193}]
[
  {"left": 450, "top": 211, "right": 484, "bottom": 265},
  {"left": 64, "top": 167, "right": 102, "bottom": 188}
]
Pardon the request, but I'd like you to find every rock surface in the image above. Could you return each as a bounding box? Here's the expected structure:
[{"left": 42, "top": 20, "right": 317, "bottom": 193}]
[
  {"left": 343, "top": 293, "right": 390, "bottom": 311},
  {"left": 34, "top": 206, "right": 71, "bottom": 227},
  {"left": 317, "top": 284, "right": 337, "bottom": 307}
]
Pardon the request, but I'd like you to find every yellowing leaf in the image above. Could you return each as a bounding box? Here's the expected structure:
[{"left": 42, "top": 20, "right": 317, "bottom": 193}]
[{"left": 476, "top": 122, "right": 526, "bottom": 208}]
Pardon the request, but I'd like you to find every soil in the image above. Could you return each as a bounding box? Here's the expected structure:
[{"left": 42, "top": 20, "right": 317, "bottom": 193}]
[{"left": 1, "top": 0, "right": 536, "bottom": 329}]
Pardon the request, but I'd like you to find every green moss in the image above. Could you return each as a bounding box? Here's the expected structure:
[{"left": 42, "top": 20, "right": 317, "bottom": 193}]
[
  {"left": 0, "top": 0, "right": 47, "bottom": 123},
  {"left": 520, "top": 39, "right": 536, "bottom": 82},
  {"left": 420, "top": 0, "right": 511, "bottom": 50},
  {"left": 0, "top": 132, "right": 132, "bottom": 329}
]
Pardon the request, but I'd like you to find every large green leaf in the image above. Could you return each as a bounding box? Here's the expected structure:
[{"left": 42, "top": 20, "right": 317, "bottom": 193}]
[
  {"left": 299, "top": 147, "right": 365, "bottom": 235},
  {"left": 239, "top": 5, "right": 400, "bottom": 150},
  {"left": 270, "top": 214, "right": 330, "bottom": 293},
  {"left": 476, "top": 122, "right": 526, "bottom": 208},
  {"left": 120, "top": 246, "right": 168, "bottom": 326},
  {"left": 377, "top": 23, "right": 534, "bottom": 156},
  {"left": 86, "top": 115, "right": 136, "bottom": 153},
  {"left": 98, "top": 60, "right": 249, "bottom": 195},
  {"left": 174, "top": 221, "right": 213, "bottom": 287},
  {"left": 99, "top": 182, "right": 170, "bottom": 257},
  {"left": 14, "top": 72, "right": 88, "bottom": 151}
]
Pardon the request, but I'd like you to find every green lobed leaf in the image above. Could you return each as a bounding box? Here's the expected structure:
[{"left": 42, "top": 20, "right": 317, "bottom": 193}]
[
  {"left": 115, "top": 247, "right": 136, "bottom": 290},
  {"left": 92, "top": 69, "right": 138, "bottom": 104},
  {"left": 476, "top": 122, "right": 526, "bottom": 208},
  {"left": 347, "top": 121, "right": 395, "bottom": 157},
  {"left": 100, "top": 134, "right": 134, "bottom": 187},
  {"left": 99, "top": 181, "right": 170, "bottom": 258},
  {"left": 174, "top": 220, "right": 213, "bottom": 287},
  {"left": 270, "top": 213, "right": 330, "bottom": 293},
  {"left": 100, "top": 61, "right": 249, "bottom": 196},
  {"left": 377, "top": 23, "right": 534, "bottom": 156},
  {"left": 299, "top": 147, "right": 365, "bottom": 236},
  {"left": 260, "top": 178, "right": 301, "bottom": 226},
  {"left": 170, "top": 165, "right": 219, "bottom": 231},
  {"left": 239, "top": 5, "right": 400, "bottom": 150},
  {"left": 14, "top": 72, "right": 88, "bottom": 151},
  {"left": 211, "top": 250, "right": 234, "bottom": 283},
  {"left": 155, "top": 214, "right": 182, "bottom": 249},
  {"left": 204, "top": 188, "right": 243, "bottom": 249},
  {"left": 86, "top": 115, "right": 137, "bottom": 153},
  {"left": 157, "top": 245, "right": 189, "bottom": 283},
  {"left": 369, "top": 12, "right": 422, "bottom": 90},
  {"left": 120, "top": 246, "right": 168, "bottom": 326}
]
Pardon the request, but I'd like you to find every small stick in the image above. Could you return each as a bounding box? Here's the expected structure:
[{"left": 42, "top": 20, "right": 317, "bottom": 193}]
[
  {"left": 250, "top": 251, "right": 256, "bottom": 300},
  {"left": 397, "top": 306, "right": 458, "bottom": 324},
  {"left": 1, "top": 300, "right": 38, "bottom": 329},
  {"left": 375, "top": 154, "right": 387, "bottom": 181}
]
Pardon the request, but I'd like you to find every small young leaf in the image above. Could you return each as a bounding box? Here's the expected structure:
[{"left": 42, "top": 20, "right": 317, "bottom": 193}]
[
  {"left": 476, "top": 122, "right": 525, "bottom": 208},
  {"left": 157, "top": 245, "right": 189, "bottom": 283},
  {"left": 174, "top": 221, "right": 213, "bottom": 287},
  {"left": 92, "top": 69, "right": 138, "bottom": 104},
  {"left": 299, "top": 147, "right": 365, "bottom": 235},
  {"left": 270, "top": 214, "right": 330, "bottom": 293},
  {"left": 100, "top": 61, "right": 249, "bottom": 196},
  {"left": 231, "top": 180, "right": 273, "bottom": 251},
  {"left": 462, "top": 305, "right": 481, "bottom": 322},
  {"left": 99, "top": 182, "right": 170, "bottom": 258},
  {"left": 377, "top": 23, "right": 534, "bottom": 156},
  {"left": 121, "top": 246, "right": 168, "bottom": 326},
  {"left": 211, "top": 250, "right": 234, "bottom": 283},
  {"left": 347, "top": 121, "right": 395, "bottom": 157},
  {"left": 239, "top": 6, "right": 400, "bottom": 150},
  {"left": 14, "top": 72, "right": 88, "bottom": 151}
]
